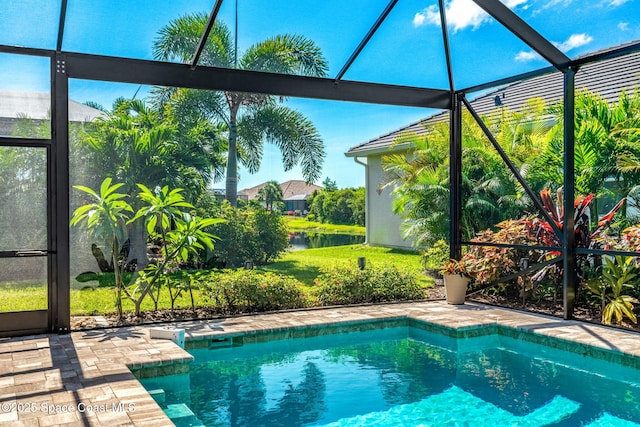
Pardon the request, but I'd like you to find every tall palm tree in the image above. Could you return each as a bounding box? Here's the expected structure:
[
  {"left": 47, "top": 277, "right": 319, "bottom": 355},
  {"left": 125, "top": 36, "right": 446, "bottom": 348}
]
[{"left": 153, "top": 13, "right": 329, "bottom": 206}]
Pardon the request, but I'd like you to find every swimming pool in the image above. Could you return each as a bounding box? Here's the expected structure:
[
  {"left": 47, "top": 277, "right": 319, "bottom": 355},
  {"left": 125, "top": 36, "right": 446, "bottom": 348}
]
[{"left": 139, "top": 320, "right": 640, "bottom": 426}]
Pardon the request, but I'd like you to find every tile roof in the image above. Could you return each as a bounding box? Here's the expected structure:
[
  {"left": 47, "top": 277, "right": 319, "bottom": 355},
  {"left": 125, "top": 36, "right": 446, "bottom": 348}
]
[
  {"left": 346, "top": 49, "right": 640, "bottom": 157},
  {"left": 239, "top": 179, "right": 322, "bottom": 200}
]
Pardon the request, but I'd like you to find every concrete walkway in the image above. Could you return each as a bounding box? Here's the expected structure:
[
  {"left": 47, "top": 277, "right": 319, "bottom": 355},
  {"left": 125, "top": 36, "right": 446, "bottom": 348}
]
[{"left": 2, "top": 301, "right": 640, "bottom": 426}]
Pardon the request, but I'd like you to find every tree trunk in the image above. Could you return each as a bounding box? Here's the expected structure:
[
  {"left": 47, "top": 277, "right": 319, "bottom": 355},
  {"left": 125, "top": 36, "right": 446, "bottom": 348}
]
[
  {"left": 112, "top": 239, "right": 123, "bottom": 319},
  {"left": 226, "top": 119, "right": 238, "bottom": 207},
  {"left": 127, "top": 220, "right": 149, "bottom": 272}
]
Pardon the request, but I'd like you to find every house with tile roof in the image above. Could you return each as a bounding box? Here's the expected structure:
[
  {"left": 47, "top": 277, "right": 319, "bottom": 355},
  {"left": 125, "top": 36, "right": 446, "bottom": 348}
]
[
  {"left": 345, "top": 49, "right": 640, "bottom": 249},
  {"left": 239, "top": 179, "right": 322, "bottom": 212}
]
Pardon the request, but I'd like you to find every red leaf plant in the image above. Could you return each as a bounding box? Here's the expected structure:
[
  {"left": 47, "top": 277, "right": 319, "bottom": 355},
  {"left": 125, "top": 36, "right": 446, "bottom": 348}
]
[{"left": 524, "top": 187, "right": 625, "bottom": 284}]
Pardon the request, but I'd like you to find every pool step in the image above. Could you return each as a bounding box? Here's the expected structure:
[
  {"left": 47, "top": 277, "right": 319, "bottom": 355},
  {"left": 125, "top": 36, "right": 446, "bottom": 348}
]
[
  {"left": 148, "top": 388, "right": 166, "bottom": 407},
  {"left": 165, "top": 403, "right": 205, "bottom": 427}
]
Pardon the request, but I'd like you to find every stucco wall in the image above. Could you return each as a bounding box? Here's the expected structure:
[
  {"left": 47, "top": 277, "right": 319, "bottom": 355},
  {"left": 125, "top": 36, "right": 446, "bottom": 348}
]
[{"left": 364, "top": 155, "right": 412, "bottom": 249}]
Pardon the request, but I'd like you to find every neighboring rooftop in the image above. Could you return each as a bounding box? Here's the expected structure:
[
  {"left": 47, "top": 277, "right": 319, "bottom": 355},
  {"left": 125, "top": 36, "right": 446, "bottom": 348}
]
[
  {"left": 0, "top": 90, "right": 105, "bottom": 122},
  {"left": 346, "top": 49, "right": 640, "bottom": 157},
  {"left": 240, "top": 179, "right": 322, "bottom": 200}
]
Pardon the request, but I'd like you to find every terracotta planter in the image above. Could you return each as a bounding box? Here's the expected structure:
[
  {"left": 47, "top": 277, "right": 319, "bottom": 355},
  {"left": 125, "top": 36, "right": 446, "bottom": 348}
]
[{"left": 443, "top": 274, "right": 469, "bottom": 305}]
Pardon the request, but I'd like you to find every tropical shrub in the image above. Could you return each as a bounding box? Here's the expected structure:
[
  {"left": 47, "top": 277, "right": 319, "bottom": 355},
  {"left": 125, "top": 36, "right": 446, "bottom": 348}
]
[
  {"left": 200, "top": 200, "right": 289, "bottom": 267},
  {"left": 203, "top": 270, "right": 308, "bottom": 313},
  {"left": 421, "top": 239, "right": 450, "bottom": 273},
  {"left": 314, "top": 264, "right": 423, "bottom": 305},
  {"left": 523, "top": 188, "right": 625, "bottom": 285},
  {"left": 253, "top": 205, "right": 290, "bottom": 263},
  {"left": 307, "top": 187, "right": 365, "bottom": 226},
  {"left": 619, "top": 225, "right": 640, "bottom": 253},
  {"left": 463, "top": 220, "right": 536, "bottom": 284},
  {"left": 70, "top": 178, "right": 133, "bottom": 318},
  {"left": 461, "top": 219, "right": 542, "bottom": 301},
  {"left": 71, "top": 179, "right": 222, "bottom": 317},
  {"left": 585, "top": 256, "right": 639, "bottom": 325},
  {"left": 440, "top": 258, "right": 471, "bottom": 278}
]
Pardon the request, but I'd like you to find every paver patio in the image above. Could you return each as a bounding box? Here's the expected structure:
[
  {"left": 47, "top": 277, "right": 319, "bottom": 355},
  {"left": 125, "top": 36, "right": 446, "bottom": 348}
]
[{"left": 2, "top": 301, "right": 640, "bottom": 426}]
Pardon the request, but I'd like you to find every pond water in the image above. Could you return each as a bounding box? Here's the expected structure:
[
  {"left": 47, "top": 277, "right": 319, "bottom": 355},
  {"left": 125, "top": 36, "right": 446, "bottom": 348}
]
[{"left": 288, "top": 232, "right": 365, "bottom": 250}]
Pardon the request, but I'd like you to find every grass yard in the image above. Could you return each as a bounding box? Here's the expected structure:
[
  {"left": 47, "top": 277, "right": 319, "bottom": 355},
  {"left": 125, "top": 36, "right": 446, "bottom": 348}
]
[
  {"left": 258, "top": 244, "right": 432, "bottom": 290},
  {"left": 284, "top": 216, "right": 365, "bottom": 235},
  {"left": 70, "top": 285, "right": 207, "bottom": 315},
  {"left": 2, "top": 245, "right": 431, "bottom": 316},
  {"left": 0, "top": 282, "right": 48, "bottom": 312}
]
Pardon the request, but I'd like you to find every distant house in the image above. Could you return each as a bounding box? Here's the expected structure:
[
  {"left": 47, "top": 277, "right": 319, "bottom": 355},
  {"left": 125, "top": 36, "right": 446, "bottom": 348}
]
[
  {"left": 0, "top": 90, "right": 104, "bottom": 136},
  {"left": 345, "top": 49, "right": 640, "bottom": 249},
  {"left": 240, "top": 179, "right": 322, "bottom": 212},
  {"left": 209, "top": 188, "right": 249, "bottom": 202}
]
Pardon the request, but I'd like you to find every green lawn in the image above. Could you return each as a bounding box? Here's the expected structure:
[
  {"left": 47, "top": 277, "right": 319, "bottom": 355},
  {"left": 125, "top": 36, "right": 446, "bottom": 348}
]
[
  {"left": 70, "top": 285, "right": 207, "bottom": 315},
  {"left": 0, "top": 282, "right": 48, "bottom": 312},
  {"left": 258, "top": 244, "right": 432, "bottom": 289},
  {"left": 284, "top": 216, "right": 365, "bottom": 235},
  {"left": 1, "top": 245, "right": 431, "bottom": 315}
]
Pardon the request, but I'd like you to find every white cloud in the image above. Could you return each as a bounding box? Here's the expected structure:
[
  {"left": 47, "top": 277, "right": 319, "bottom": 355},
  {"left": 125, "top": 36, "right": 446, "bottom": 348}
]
[
  {"left": 414, "top": 0, "right": 528, "bottom": 32},
  {"left": 515, "top": 50, "right": 541, "bottom": 62},
  {"left": 413, "top": 5, "right": 439, "bottom": 27},
  {"left": 413, "top": 12, "right": 427, "bottom": 27},
  {"left": 554, "top": 33, "right": 593, "bottom": 51},
  {"left": 618, "top": 22, "right": 629, "bottom": 31},
  {"left": 514, "top": 33, "right": 593, "bottom": 62},
  {"left": 609, "top": 0, "right": 630, "bottom": 6}
]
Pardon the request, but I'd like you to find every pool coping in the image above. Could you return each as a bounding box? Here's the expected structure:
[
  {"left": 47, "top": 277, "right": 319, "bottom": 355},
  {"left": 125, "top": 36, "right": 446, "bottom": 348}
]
[{"left": 2, "top": 300, "right": 640, "bottom": 426}]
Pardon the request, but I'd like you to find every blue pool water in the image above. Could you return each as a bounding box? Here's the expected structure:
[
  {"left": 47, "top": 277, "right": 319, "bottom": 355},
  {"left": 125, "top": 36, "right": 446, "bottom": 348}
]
[{"left": 139, "top": 323, "right": 640, "bottom": 426}]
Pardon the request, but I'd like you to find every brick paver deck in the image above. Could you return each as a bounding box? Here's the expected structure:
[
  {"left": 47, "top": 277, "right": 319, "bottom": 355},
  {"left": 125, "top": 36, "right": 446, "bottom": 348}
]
[{"left": 2, "top": 301, "right": 640, "bottom": 426}]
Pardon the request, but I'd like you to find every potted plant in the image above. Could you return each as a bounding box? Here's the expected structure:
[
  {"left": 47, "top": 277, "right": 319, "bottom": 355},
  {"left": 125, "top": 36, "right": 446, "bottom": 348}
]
[{"left": 440, "top": 259, "right": 471, "bottom": 304}]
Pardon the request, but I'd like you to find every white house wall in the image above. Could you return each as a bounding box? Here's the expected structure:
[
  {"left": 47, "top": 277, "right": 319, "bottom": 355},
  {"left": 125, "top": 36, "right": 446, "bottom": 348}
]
[{"left": 365, "top": 155, "right": 412, "bottom": 249}]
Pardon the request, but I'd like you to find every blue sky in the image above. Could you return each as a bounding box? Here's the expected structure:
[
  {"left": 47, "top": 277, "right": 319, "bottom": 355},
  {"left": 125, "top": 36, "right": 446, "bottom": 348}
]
[{"left": 1, "top": 0, "right": 638, "bottom": 189}]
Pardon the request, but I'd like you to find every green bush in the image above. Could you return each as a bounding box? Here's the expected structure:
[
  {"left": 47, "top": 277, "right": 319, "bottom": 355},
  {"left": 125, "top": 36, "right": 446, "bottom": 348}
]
[
  {"left": 421, "top": 239, "right": 450, "bottom": 273},
  {"left": 307, "top": 187, "right": 365, "bottom": 226},
  {"left": 198, "top": 200, "right": 289, "bottom": 267},
  {"left": 203, "top": 270, "right": 308, "bottom": 313},
  {"left": 314, "top": 264, "right": 424, "bottom": 305}
]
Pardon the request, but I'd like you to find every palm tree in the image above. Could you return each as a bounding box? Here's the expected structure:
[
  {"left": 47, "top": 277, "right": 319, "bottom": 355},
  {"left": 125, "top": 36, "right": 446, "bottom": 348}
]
[
  {"left": 83, "top": 98, "right": 219, "bottom": 269},
  {"left": 536, "top": 89, "right": 640, "bottom": 223},
  {"left": 153, "top": 13, "right": 329, "bottom": 206},
  {"left": 257, "top": 181, "right": 284, "bottom": 211}
]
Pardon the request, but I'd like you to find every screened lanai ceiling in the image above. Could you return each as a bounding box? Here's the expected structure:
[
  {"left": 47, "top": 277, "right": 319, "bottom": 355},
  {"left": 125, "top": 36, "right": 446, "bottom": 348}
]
[{"left": 1, "top": 0, "right": 639, "bottom": 98}]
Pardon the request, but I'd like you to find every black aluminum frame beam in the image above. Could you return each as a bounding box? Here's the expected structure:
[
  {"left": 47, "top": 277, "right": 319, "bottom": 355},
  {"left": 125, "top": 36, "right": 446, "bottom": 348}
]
[
  {"left": 190, "top": 0, "right": 225, "bottom": 69},
  {"left": 462, "top": 65, "right": 557, "bottom": 94},
  {"left": 334, "top": 0, "right": 399, "bottom": 82},
  {"left": 0, "top": 44, "right": 54, "bottom": 57},
  {"left": 64, "top": 53, "right": 452, "bottom": 109},
  {"left": 438, "top": 0, "right": 455, "bottom": 91},
  {"left": 572, "top": 40, "right": 640, "bottom": 67},
  {"left": 562, "top": 67, "right": 577, "bottom": 320},
  {"left": 0, "top": 137, "right": 50, "bottom": 147},
  {"left": 471, "top": 0, "right": 570, "bottom": 70},
  {"left": 463, "top": 41, "right": 640, "bottom": 95},
  {"left": 51, "top": 53, "right": 70, "bottom": 332},
  {"left": 449, "top": 92, "right": 463, "bottom": 260},
  {"left": 466, "top": 256, "right": 562, "bottom": 296},
  {"left": 462, "top": 241, "right": 561, "bottom": 253},
  {"left": 56, "top": 0, "right": 68, "bottom": 52}
]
